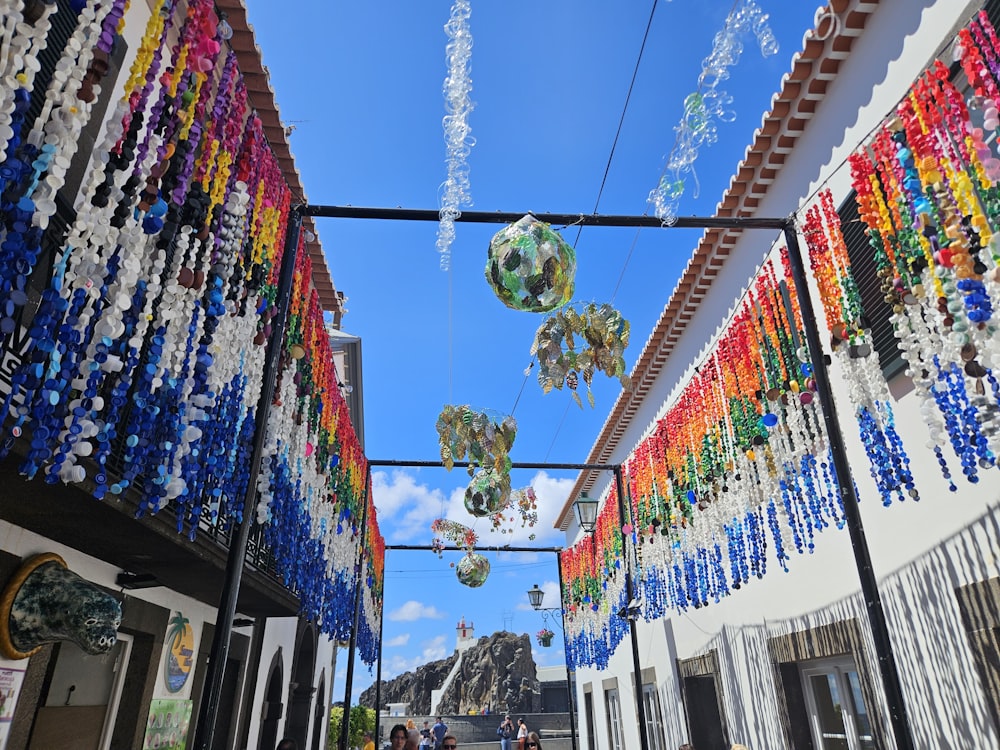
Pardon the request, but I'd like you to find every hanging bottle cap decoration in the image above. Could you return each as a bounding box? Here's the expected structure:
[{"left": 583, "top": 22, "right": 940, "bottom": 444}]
[
  {"left": 456, "top": 552, "right": 491, "bottom": 587},
  {"left": 486, "top": 215, "right": 576, "bottom": 312},
  {"left": 464, "top": 468, "right": 510, "bottom": 517}
]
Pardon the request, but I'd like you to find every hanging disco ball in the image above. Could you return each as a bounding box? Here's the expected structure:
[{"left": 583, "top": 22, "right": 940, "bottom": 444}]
[
  {"left": 486, "top": 215, "right": 576, "bottom": 312},
  {"left": 456, "top": 552, "right": 491, "bottom": 587},
  {"left": 464, "top": 469, "right": 511, "bottom": 518}
]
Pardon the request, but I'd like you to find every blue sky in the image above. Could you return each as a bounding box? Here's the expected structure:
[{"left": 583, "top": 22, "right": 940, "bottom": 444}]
[{"left": 245, "top": 0, "right": 820, "bottom": 704}]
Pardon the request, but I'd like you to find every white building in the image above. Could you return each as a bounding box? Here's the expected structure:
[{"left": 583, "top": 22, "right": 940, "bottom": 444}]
[
  {"left": 556, "top": 1, "right": 1000, "bottom": 749},
  {"left": 0, "top": 1, "right": 366, "bottom": 749}
]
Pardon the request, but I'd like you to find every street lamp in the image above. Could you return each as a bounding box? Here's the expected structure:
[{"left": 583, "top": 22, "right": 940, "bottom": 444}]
[
  {"left": 573, "top": 493, "right": 598, "bottom": 533},
  {"left": 526, "top": 578, "right": 577, "bottom": 750},
  {"left": 527, "top": 583, "right": 545, "bottom": 610}
]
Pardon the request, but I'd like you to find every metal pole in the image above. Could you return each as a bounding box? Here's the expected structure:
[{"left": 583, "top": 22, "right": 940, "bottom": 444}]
[
  {"left": 303, "top": 204, "right": 787, "bottom": 231},
  {"left": 368, "top": 459, "right": 618, "bottom": 471},
  {"left": 192, "top": 208, "right": 304, "bottom": 749},
  {"left": 374, "top": 586, "right": 385, "bottom": 749},
  {"left": 341, "top": 466, "right": 373, "bottom": 750},
  {"left": 612, "top": 466, "right": 649, "bottom": 750},
  {"left": 555, "top": 552, "right": 578, "bottom": 750},
  {"left": 385, "top": 544, "right": 562, "bottom": 553},
  {"left": 781, "top": 222, "right": 914, "bottom": 749}
]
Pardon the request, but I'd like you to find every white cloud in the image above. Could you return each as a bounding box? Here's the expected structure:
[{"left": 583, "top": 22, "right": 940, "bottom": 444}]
[
  {"left": 384, "top": 633, "right": 411, "bottom": 647},
  {"left": 532, "top": 645, "right": 566, "bottom": 667},
  {"left": 389, "top": 600, "right": 446, "bottom": 622},
  {"left": 371, "top": 470, "right": 466, "bottom": 543},
  {"left": 385, "top": 635, "right": 449, "bottom": 677},
  {"left": 481, "top": 471, "right": 573, "bottom": 545},
  {"left": 371, "top": 469, "right": 574, "bottom": 547}
]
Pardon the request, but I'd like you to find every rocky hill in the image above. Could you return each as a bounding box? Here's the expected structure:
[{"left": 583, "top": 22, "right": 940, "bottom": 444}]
[{"left": 361, "top": 631, "right": 537, "bottom": 715}]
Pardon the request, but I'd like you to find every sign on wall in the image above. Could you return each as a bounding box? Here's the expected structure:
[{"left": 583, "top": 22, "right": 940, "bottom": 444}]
[
  {"left": 165, "top": 613, "right": 194, "bottom": 693},
  {"left": 143, "top": 698, "right": 193, "bottom": 750},
  {"left": 0, "top": 666, "right": 25, "bottom": 750}
]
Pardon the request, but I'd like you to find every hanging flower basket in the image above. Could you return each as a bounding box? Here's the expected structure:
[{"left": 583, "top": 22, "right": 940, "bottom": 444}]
[
  {"left": 486, "top": 215, "right": 576, "bottom": 312},
  {"left": 456, "top": 552, "right": 491, "bottom": 588},
  {"left": 464, "top": 469, "right": 511, "bottom": 518},
  {"left": 531, "top": 302, "right": 631, "bottom": 407},
  {"left": 536, "top": 628, "right": 555, "bottom": 647},
  {"left": 436, "top": 405, "right": 517, "bottom": 476}
]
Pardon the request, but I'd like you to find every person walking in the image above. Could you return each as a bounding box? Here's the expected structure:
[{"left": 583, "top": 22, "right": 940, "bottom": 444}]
[
  {"left": 432, "top": 717, "right": 448, "bottom": 750},
  {"left": 497, "top": 715, "right": 515, "bottom": 750},
  {"left": 524, "top": 732, "right": 543, "bottom": 750},
  {"left": 516, "top": 719, "right": 527, "bottom": 750},
  {"left": 420, "top": 721, "right": 433, "bottom": 749}
]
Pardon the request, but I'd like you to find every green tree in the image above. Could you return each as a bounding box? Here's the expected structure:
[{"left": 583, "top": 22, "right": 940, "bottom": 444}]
[{"left": 328, "top": 705, "right": 376, "bottom": 750}]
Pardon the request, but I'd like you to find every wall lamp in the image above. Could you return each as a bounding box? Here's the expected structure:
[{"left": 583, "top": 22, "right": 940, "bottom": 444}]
[
  {"left": 573, "top": 493, "right": 599, "bottom": 534},
  {"left": 116, "top": 571, "right": 160, "bottom": 590}
]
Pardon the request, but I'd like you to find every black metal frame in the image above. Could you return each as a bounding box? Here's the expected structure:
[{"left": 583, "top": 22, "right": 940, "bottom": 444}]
[
  {"left": 374, "top": 540, "right": 577, "bottom": 750},
  {"left": 190, "top": 207, "right": 915, "bottom": 750}
]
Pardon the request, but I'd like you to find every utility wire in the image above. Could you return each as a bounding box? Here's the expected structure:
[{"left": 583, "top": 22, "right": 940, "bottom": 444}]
[
  {"left": 589, "top": 0, "right": 660, "bottom": 220},
  {"left": 510, "top": 0, "right": 660, "bottom": 421}
]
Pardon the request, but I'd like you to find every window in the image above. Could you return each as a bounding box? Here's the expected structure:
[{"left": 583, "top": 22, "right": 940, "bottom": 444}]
[
  {"left": 955, "top": 576, "right": 1000, "bottom": 733},
  {"left": 605, "top": 688, "right": 623, "bottom": 750},
  {"left": 769, "top": 620, "right": 885, "bottom": 748},
  {"left": 678, "top": 650, "right": 729, "bottom": 749},
  {"left": 800, "top": 657, "right": 875, "bottom": 750},
  {"left": 642, "top": 683, "right": 667, "bottom": 750}
]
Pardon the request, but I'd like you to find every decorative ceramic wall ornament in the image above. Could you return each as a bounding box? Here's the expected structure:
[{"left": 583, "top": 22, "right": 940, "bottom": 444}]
[
  {"left": 455, "top": 552, "right": 490, "bottom": 588},
  {"left": 436, "top": 405, "right": 517, "bottom": 476},
  {"left": 0, "top": 553, "right": 121, "bottom": 659},
  {"left": 486, "top": 215, "right": 576, "bottom": 312},
  {"left": 531, "top": 302, "right": 631, "bottom": 407}
]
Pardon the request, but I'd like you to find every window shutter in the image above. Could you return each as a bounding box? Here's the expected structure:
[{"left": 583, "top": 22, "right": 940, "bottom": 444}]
[{"left": 837, "top": 193, "right": 905, "bottom": 379}]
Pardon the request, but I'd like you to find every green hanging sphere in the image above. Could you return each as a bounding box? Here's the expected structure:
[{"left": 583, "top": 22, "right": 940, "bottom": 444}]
[
  {"left": 464, "top": 469, "right": 510, "bottom": 518},
  {"left": 456, "top": 552, "right": 491, "bottom": 587},
  {"left": 486, "top": 215, "right": 576, "bottom": 312}
]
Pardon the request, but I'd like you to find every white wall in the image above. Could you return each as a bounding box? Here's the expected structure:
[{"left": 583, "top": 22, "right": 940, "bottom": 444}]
[
  {"left": 0, "top": 519, "right": 217, "bottom": 701},
  {"left": 569, "top": 1, "right": 1000, "bottom": 749},
  {"left": 244, "top": 616, "right": 337, "bottom": 750}
]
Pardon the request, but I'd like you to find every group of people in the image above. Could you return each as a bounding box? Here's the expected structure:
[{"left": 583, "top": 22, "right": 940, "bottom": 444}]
[
  {"left": 383, "top": 717, "right": 453, "bottom": 750},
  {"left": 497, "top": 716, "right": 541, "bottom": 750},
  {"left": 330, "top": 714, "right": 544, "bottom": 750}
]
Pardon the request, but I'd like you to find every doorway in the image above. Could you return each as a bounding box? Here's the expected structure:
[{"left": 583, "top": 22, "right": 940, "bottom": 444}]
[
  {"left": 683, "top": 674, "right": 728, "bottom": 750},
  {"left": 286, "top": 623, "right": 316, "bottom": 749},
  {"left": 800, "top": 657, "right": 875, "bottom": 750},
  {"left": 258, "top": 652, "right": 284, "bottom": 750},
  {"left": 311, "top": 672, "right": 326, "bottom": 750}
]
